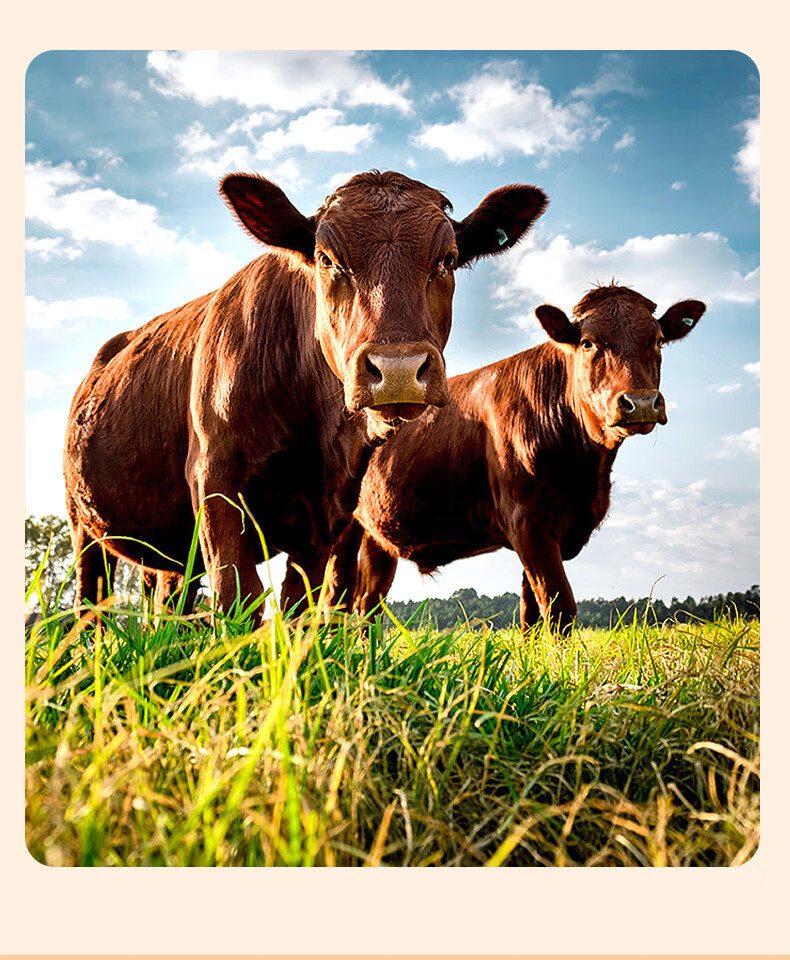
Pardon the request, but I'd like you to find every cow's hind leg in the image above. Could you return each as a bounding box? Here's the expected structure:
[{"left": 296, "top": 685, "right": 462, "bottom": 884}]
[
  {"left": 142, "top": 569, "right": 200, "bottom": 621},
  {"left": 70, "top": 524, "right": 117, "bottom": 617}
]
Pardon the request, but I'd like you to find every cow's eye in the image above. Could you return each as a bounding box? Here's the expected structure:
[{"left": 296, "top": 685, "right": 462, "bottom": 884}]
[
  {"left": 442, "top": 252, "right": 457, "bottom": 270},
  {"left": 580, "top": 339, "right": 595, "bottom": 351},
  {"left": 317, "top": 251, "right": 334, "bottom": 270}
]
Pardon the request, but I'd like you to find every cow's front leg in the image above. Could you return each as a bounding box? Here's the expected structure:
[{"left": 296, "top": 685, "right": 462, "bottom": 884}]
[
  {"left": 509, "top": 517, "right": 577, "bottom": 635},
  {"left": 189, "top": 458, "right": 263, "bottom": 618},
  {"left": 519, "top": 571, "right": 542, "bottom": 632}
]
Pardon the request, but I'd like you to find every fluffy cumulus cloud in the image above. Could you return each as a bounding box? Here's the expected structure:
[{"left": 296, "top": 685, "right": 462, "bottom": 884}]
[
  {"left": 591, "top": 474, "right": 759, "bottom": 588},
  {"left": 25, "top": 159, "right": 241, "bottom": 284},
  {"left": 414, "top": 54, "right": 641, "bottom": 164},
  {"left": 25, "top": 295, "right": 130, "bottom": 332},
  {"left": 734, "top": 105, "right": 760, "bottom": 204},
  {"left": 670, "top": 180, "right": 687, "bottom": 191},
  {"left": 147, "top": 50, "right": 411, "bottom": 114},
  {"left": 257, "top": 109, "right": 376, "bottom": 158},
  {"left": 613, "top": 130, "right": 635, "bottom": 151},
  {"left": 413, "top": 62, "right": 604, "bottom": 163},
  {"left": 744, "top": 361, "right": 760, "bottom": 378},
  {"left": 175, "top": 108, "right": 374, "bottom": 184},
  {"left": 714, "top": 426, "right": 760, "bottom": 459},
  {"left": 25, "top": 236, "right": 82, "bottom": 261},
  {"left": 568, "top": 52, "right": 644, "bottom": 100},
  {"left": 496, "top": 229, "right": 760, "bottom": 339}
]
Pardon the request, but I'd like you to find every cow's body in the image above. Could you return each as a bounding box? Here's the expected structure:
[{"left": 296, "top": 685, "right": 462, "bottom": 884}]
[
  {"left": 334, "top": 285, "right": 705, "bottom": 632},
  {"left": 64, "top": 170, "right": 548, "bottom": 616}
]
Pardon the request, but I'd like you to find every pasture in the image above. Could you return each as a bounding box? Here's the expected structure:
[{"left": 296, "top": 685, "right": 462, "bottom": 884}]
[{"left": 25, "top": 571, "right": 759, "bottom": 867}]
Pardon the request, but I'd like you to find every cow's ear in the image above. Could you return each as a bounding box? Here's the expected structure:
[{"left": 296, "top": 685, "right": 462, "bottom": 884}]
[
  {"left": 220, "top": 173, "right": 316, "bottom": 262},
  {"left": 658, "top": 299, "right": 706, "bottom": 341},
  {"left": 453, "top": 185, "right": 548, "bottom": 267},
  {"left": 535, "top": 304, "right": 580, "bottom": 346}
]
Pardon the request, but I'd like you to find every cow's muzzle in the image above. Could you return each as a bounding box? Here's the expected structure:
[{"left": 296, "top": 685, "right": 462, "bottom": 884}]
[
  {"left": 612, "top": 391, "right": 668, "bottom": 427},
  {"left": 346, "top": 342, "right": 449, "bottom": 418}
]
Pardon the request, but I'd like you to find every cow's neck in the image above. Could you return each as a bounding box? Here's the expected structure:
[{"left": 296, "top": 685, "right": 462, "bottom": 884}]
[{"left": 515, "top": 342, "right": 621, "bottom": 480}]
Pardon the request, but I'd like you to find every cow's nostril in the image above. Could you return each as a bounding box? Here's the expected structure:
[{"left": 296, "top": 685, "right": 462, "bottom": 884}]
[
  {"left": 652, "top": 394, "right": 662, "bottom": 410},
  {"left": 618, "top": 394, "right": 637, "bottom": 413},
  {"left": 416, "top": 355, "right": 431, "bottom": 382},
  {"left": 365, "top": 355, "right": 383, "bottom": 384}
]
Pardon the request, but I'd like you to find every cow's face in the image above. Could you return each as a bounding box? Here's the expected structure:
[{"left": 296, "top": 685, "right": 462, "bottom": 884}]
[
  {"left": 535, "top": 286, "right": 705, "bottom": 448},
  {"left": 221, "top": 171, "right": 547, "bottom": 436}
]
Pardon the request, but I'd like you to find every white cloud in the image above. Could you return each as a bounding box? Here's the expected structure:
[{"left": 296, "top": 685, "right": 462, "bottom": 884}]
[
  {"left": 176, "top": 121, "right": 221, "bottom": 156},
  {"left": 25, "top": 160, "right": 241, "bottom": 282},
  {"left": 25, "top": 236, "right": 82, "bottom": 261},
  {"left": 25, "top": 407, "right": 69, "bottom": 516},
  {"left": 413, "top": 61, "right": 607, "bottom": 163},
  {"left": 183, "top": 241, "right": 246, "bottom": 291},
  {"left": 226, "top": 111, "right": 281, "bottom": 138},
  {"left": 25, "top": 141, "right": 35, "bottom": 152},
  {"left": 147, "top": 51, "right": 411, "bottom": 114},
  {"left": 714, "top": 382, "right": 742, "bottom": 394},
  {"left": 496, "top": 228, "right": 760, "bottom": 330},
  {"left": 26, "top": 159, "right": 178, "bottom": 255},
  {"left": 326, "top": 170, "right": 356, "bottom": 192},
  {"left": 178, "top": 144, "right": 256, "bottom": 179},
  {"left": 670, "top": 180, "right": 687, "bottom": 191},
  {"left": 714, "top": 426, "right": 760, "bottom": 459},
  {"left": 734, "top": 108, "right": 759, "bottom": 204},
  {"left": 569, "top": 53, "right": 643, "bottom": 100},
  {"left": 74, "top": 75, "right": 92, "bottom": 89},
  {"left": 744, "top": 361, "right": 760, "bottom": 378},
  {"left": 25, "top": 295, "right": 130, "bottom": 332},
  {"left": 26, "top": 370, "right": 59, "bottom": 399},
  {"left": 88, "top": 146, "right": 123, "bottom": 168},
  {"left": 107, "top": 79, "right": 143, "bottom": 101},
  {"left": 603, "top": 474, "right": 759, "bottom": 584},
  {"left": 257, "top": 108, "right": 376, "bottom": 158},
  {"left": 613, "top": 130, "right": 635, "bottom": 151}
]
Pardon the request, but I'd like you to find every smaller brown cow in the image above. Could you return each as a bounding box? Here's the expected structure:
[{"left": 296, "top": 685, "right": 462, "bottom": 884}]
[{"left": 333, "top": 285, "right": 705, "bottom": 632}]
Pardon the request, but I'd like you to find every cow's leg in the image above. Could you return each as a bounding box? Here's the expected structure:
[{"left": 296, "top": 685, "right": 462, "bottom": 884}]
[
  {"left": 70, "top": 522, "right": 117, "bottom": 616},
  {"left": 355, "top": 535, "right": 398, "bottom": 616},
  {"left": 326, "top": 520, "right": 366, "bottom": 612},
  {"left": 189, "top": 458, "right": 263, "bottom": 619},
  {"left": 280, "top": 549, "right": 332, "bottom": 616},
  {"left": 519, "top": 571, "right": 542, "bottom": 632},
  {"left": 509, "top": 518, "right": 576, "bottom": 635},
  {"left": 143, "top": 569, "right": 199, "bottom": 619}
]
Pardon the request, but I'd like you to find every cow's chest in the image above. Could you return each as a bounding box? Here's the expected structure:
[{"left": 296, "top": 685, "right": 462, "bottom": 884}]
[
  {"left": 241, "top": 425, "right": 369, "bottom": 558},
  {"left": 526, "top": 448, "right": 613, "bottom": 560}
]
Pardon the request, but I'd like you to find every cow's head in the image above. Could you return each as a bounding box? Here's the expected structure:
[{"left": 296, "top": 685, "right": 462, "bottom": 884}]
[
  {"left": 221, "top": 171, "right": 547, "bottom": 435},
  {"left": 535, "top": 285, "right": 705, "bottom": 448}
]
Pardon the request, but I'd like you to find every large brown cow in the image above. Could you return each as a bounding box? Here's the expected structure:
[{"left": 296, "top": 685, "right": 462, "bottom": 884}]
[
  {"left": 332, "top": 284, "right": 705, "bottom": 633},
  {"left": 64, "top": 170, "right": 548, "bottom": 618}
]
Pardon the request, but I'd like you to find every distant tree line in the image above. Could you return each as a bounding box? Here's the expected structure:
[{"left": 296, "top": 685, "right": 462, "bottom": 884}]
[
  {"left": 26, "top": 514, "right": 759, "bottom": 626},
  {"left": 386, "top": 584, "right": 760, "bottom": 630}
]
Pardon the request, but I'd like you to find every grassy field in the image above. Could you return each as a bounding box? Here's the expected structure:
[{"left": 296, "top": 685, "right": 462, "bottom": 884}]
[{"left": 25, "top": 576, "right": 759, "bottom": 867}]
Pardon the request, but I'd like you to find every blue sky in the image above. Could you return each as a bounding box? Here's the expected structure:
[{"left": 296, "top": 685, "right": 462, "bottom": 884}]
[{"left": 25, "top": 50, "right": 759, "bottom": 603}]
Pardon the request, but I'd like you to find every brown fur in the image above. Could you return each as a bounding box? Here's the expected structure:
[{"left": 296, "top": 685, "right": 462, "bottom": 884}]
[
  {"left": 64, "top": 170, "right": 548, "bottom": 617},
  {"left": 333, "top": 285, "right": 706, "bottom": 633}
]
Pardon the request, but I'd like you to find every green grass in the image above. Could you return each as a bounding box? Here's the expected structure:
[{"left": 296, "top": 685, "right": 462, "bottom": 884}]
[{"left": 25, "top": 581, "right": 759, "bottom": 867}]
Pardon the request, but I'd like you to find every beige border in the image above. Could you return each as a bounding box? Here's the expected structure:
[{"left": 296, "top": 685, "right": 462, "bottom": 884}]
[{"left": 8, "top": 3, "right": 783, "bottom": 957}]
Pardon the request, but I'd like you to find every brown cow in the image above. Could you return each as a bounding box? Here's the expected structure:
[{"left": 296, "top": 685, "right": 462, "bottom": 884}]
[
  {"left": 332, "top": 284, "right": 705, "bottom": 633},
  {"left": 64, "top": 170, "right": 548, "bottom": 618}
]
